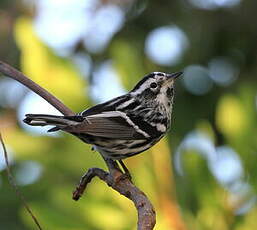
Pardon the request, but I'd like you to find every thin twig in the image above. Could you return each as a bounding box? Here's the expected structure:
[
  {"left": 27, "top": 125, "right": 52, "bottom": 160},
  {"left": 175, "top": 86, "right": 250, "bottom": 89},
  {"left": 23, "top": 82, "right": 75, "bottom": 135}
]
[
  {"left": 0, "top": 133, "right": 43, "bottom": 230},
  {"left": 0, "top": 60, "right": 156, "bottom": 230},
  {"left": 72, "top": 167, "right": 109, "bottom": 201}
]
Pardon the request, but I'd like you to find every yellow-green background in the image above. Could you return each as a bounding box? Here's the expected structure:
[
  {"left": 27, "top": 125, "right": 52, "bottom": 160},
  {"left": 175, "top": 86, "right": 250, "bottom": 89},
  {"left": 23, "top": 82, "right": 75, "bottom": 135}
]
[{"left": 0, "top": 0, "right": 257, "bottom": 230}]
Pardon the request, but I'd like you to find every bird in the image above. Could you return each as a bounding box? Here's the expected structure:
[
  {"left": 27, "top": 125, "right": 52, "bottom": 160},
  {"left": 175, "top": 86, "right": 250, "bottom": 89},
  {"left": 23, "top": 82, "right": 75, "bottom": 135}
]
[{"left": 23, "top": 71, "right": 182, "bottom": 175}]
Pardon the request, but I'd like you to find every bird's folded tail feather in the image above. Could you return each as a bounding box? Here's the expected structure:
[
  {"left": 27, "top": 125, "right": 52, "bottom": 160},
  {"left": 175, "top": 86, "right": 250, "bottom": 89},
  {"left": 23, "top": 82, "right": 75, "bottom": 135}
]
[{"left": 23, "top": 114, "right": 85, "bottom": 132}]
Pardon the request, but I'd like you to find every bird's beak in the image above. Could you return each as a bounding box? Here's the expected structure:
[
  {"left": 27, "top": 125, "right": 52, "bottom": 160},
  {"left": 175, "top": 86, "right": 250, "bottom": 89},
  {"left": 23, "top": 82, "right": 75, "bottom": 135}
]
[{"left": 166, "top": 72, "right": 183, "bottom": 80}]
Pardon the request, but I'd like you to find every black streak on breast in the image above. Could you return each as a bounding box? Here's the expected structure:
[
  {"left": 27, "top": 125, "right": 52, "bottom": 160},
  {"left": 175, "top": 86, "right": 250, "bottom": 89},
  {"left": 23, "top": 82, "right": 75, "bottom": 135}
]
[{"left": 166, "top": 87, "right": 174, "bottom": 98}]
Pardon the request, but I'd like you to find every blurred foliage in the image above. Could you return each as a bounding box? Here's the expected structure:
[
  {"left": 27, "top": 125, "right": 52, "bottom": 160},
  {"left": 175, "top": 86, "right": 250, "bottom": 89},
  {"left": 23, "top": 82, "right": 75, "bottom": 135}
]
[
  {"left": 0, "top": 0, "right": 257, "bottom": 230},
  {"left": 15, "top": 17, "right": 88, "bottom": 110}
]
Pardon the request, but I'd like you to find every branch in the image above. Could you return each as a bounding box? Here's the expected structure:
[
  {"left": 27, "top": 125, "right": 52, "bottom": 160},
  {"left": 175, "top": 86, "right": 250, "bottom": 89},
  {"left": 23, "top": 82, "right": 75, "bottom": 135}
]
[
  {"left": 0, "top": 61, "right": 156, "bottom": 230},
  {"left": 105, "top": 160, "right": 156, "bottom": 230},
  {"left": 73, "top": 160, "right": 156, "bottom": 230},
  {"left": 0, "top": 61, "right": 74, "bottom": 116}
]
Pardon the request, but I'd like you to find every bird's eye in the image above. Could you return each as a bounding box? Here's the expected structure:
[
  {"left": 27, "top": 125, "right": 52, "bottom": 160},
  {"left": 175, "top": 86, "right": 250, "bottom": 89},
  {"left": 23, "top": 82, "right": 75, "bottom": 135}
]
[{"left": 150, "top": 82, "right": 157, "bottom": 89}]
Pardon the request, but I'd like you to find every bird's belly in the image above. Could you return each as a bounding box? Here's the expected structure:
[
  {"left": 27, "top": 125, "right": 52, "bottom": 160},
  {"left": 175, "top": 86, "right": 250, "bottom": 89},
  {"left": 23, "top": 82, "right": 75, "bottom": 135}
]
[{"left": 93, "top": 138, "right": 157, "bottom": 160}]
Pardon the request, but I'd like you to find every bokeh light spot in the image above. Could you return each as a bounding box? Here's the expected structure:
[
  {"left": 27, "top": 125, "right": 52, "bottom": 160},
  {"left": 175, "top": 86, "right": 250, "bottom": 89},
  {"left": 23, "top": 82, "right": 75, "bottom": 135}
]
[
  {"left": 188, "top": 0, "right": 241, "bottom": 10},
  {"left": 182, "top": 65, "right": 213, "bottom": 95},
  {"left": 209, "top": 146, "right": 243, "bottom": 185},
  {"left": 145, "top": 26, "right": 189, "bottom": 66},
  {"left": 208, "top": 57, "right": 239, "bottom": 86},
  {"left": 216, "top": 95, "right": 247, "bottom": 137},
  {"left": 33, "top": 0, "right": 125, "bottom": 55},
  {"left": 0, "top": 145, "right": 14, "bottom": 171},
  {"left": 91, "top": 61, "right": 126, "bottom": 103},
  {"left": 15, "top": 161, "right": 43, "bottom": 186},
  {"left": 174, "top": 131, "right": 216, "bottom": 176},
  {"left": 72, "top": 52, "right": 92, "bottom": 78},
  {"left": 83, "top": 4, "right": 125, "bottom": 53},
  {"left": 18, "top": 91, "right": 62, "bottom": 136},
  {"left": 0, "top": 79, "right": 27, "bottom": 108},
  {"left": 235, "top": 196, "right": 256, "bottom": 215},
  {"left": 34, "top": 0, "right": 98, "bottom": 56}
]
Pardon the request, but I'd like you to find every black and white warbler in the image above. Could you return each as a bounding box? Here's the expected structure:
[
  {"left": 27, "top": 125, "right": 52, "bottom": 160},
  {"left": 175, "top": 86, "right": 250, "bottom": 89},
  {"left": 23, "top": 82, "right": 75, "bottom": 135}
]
[{"left": 24, "top": 72, "right": 182, "bottom": 170}]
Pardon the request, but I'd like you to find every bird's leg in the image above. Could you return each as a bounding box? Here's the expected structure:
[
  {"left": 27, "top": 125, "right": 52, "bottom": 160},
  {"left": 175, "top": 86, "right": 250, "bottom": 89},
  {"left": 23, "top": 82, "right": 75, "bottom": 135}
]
[
  {"left": 118, "top": 160, "right": 132, "bottom": 181},
  {"left": 104, "top": 158, "right": 132, "bottom": 183},
  {"left": 104, "top": 157, "right": 122, "bottom": 172},
  {"left": 98, "top": 150, "right": 132, "bottom": 182}
]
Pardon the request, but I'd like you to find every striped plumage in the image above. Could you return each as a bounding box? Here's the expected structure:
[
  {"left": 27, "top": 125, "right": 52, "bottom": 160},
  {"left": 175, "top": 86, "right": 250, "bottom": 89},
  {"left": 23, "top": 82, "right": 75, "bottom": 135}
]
[{"left": 24, "top": 71, "right": 182, "bottom": 160}]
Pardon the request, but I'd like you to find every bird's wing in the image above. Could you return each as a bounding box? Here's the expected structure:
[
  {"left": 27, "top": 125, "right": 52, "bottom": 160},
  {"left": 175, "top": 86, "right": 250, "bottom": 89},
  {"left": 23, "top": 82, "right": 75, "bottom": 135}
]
[
  {"left": 79, "top": 95, "right": 130, "bottom": 116},
  {"left": 64, "top": 111, "right": 149, "bottom": 140}
]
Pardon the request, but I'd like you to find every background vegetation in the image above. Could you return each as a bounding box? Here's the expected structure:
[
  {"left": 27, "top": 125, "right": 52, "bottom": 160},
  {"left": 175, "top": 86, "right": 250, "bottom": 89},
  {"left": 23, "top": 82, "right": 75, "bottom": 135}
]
[{"left": 0, "top": 0, "right": 257, "bottom": 229}]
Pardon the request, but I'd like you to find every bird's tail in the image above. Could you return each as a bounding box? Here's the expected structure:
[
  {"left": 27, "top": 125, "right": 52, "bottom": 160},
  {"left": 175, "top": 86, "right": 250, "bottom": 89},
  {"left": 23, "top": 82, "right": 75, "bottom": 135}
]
[{"left": 23, "top": 114, "right": 85, "bottom": 132}]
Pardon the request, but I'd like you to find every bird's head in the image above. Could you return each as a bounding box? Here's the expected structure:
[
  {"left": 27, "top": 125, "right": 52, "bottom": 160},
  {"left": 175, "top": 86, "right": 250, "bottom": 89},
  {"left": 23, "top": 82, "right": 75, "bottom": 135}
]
[{"left": 130, "top": 71, "right": 182, "bottom": 107}]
